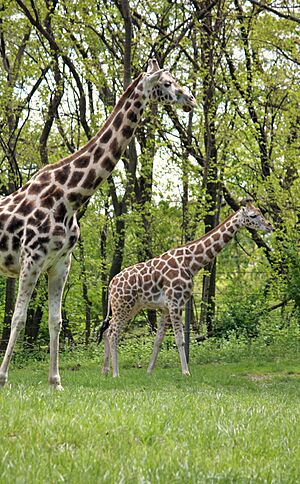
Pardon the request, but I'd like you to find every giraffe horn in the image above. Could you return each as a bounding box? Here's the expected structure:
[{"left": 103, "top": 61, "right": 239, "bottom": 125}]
[
  {"left": 147, "top": 58, "right": 161, "bottom": 73},
  {"left": 240, "top": 197, "right": 254, "bottom": 206}
]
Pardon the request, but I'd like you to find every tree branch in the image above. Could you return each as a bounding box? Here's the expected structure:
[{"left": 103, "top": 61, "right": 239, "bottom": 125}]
[{"left": 248, "top": 0, "right": 300, "bottom": 24}]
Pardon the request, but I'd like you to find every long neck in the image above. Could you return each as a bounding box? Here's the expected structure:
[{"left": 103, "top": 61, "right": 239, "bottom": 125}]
[
  {"left": 185, "top": 211, "right": 242, "bottom": 276},
  {"left": 34, "top": 73, "right": 146, "bottom": 211}
]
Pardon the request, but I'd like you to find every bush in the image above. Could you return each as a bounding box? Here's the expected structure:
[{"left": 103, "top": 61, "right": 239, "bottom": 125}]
[{"left": 213, "top": 289, "right": 266, "bottom": 338}]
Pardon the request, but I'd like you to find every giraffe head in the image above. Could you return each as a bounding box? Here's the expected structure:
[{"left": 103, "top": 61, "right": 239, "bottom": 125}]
[
  {"left": 144, "top": 59, "right": 196, "bottom": 112},
  {"left": 240, "top": 199, "right": 273, "bottom": 233}
]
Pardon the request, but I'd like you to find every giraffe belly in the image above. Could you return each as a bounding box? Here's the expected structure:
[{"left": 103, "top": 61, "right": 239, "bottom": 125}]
[{"left": 140, "top": 292, "right": 168, "bottom": 310}]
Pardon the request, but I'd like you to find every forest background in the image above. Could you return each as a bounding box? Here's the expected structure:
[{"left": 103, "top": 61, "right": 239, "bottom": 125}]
[{"left": 0, "top": 0, "right": 300, "bottom": 353}]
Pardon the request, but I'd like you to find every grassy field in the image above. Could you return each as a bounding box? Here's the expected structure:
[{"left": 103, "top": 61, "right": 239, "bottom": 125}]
[{"left": 0, "top": 341, "right": 299, "bottom": 483}]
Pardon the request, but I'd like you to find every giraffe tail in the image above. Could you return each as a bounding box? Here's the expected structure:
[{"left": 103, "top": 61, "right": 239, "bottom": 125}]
[{"left": 97, "top": 302, "right": 112, "bottom": 344}]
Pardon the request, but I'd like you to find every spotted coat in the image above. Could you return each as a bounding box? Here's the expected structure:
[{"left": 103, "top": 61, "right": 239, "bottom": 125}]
[
  {"left": 0, "top": 59, "right": 196, "bottom": 390},
  {"left": 101, "top": 201, "right": 273, "bottom": 377}
]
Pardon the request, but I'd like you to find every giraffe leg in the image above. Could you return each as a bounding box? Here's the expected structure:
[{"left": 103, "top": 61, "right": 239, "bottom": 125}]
[
  {"left": 108, "top": 321, "right": 121, "bottom": 378},
  {"left": 47, "top": 255, "right": 71, "bottom": 391},
  {"left": 147, "top": 310, "right": 170, "bottom": 374},
  {"left": 107, "top": 316, "right": 128, "bottom": 378},
  {"left": 169, "top": 305, "right": 190, "bottom": 376},
  {"left": 0, "top": 266, "right": 40, "bottom": 387},
  {"left": 102, "top": 330, "right": 110, "bottom": 375}
]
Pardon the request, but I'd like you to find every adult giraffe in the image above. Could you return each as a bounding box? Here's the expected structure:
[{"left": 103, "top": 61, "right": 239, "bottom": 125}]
[{"left": 0, "top": 59, "right": 196, "bottom": 390}]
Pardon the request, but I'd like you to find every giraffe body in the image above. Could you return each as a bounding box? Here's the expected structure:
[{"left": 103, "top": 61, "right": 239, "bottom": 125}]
[
  {"left": 100, "top": 201, "right": 273, "bottom": 377},
  {"left": 0, "top": 59, "right": 196, "bottom": 390}
]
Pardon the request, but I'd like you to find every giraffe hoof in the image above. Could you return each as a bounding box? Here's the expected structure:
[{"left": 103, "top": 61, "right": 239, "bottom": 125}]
[
  {"left": 182, "top": 371, "right": 190, "bottom": 376},
  {"left": 102, "top": 368, "right": 109, "bottom": 376},
  {"left": 51, "top": 383, "right": 64, "bottom": 391},
  {"left": 0, "top": 373, "right": 7, "bottom": 388}
]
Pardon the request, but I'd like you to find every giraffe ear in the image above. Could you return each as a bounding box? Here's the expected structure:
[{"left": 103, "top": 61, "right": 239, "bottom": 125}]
[
  {"left": 147, "top": 58, "right": 160, "bottom": 74},
  {"left": 144, "top": 68, "right": 165, "bottom": 88}
]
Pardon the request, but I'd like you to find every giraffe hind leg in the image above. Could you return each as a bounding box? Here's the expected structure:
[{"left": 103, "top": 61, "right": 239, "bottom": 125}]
[
  {"left": 147, "top": 310, "right": 170, "bottom": 374},
  {"left": 102, "top": 329, "right": 110, "bottom": 375},
  {"left": 107, "top": 314, "right": 130, "bottom": 378}
]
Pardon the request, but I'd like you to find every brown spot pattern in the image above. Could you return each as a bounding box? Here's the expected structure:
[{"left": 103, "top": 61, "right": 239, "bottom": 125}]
[
  {"left": 127, "top": 110, "right": 138, "bottom": 123},
  {"left": 74, "top": 155, "right": 90, "bottom": 168},
  {"left": 101, "top": 129, "right": 113, "bottom": 144},
  {"left": 67, "top": 171, "right": 84, "bottom": 188},
  {"left": 113, "top": 112, "right": 124, "bottom": 130},
  {"left": 122, "top": 125, "right": 134, "bottom": 139},
  {"left": 93, "top": 176, "right": 103, "bottom": 189},
  {"left": 54, "top": 164, "right": 71, "bottom": 185},
  {"left": 82, "top": 169, "right": 96, "bottom": 190},
  {"left": 0, "top": 235, "right": 8, "bottom": 251},
  {"left": 223, "top": 233, "right": 231, "bottom": 243},
  {"left": 101, "top": 156, "right": 115, "bottom": 172},
  {"left": 110, "top": 139, "right": 122, "bottom": 159},
  {"left": 17, "top": 199, "right": 34, "bottom": 216},
  {"left": 7, "top": 216, "right": 23, "bottom": 233},
  {"left": 94, "top": 146, "right": 104, "bottom": 161}
]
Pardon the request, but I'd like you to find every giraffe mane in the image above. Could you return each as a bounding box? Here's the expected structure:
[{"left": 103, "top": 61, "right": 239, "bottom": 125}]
[
  {"left": 183, "top": 211, "right": 239, "bottom": 249},
  {"left": 36, "top": 73, "right": 144, "bottom": 174}
]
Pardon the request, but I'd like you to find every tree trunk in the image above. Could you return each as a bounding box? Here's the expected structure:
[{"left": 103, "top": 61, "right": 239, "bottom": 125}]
[
  {"left": 24, "top": 283, "right": 46, "bottom": 349},
  {"left": 199, "top": 6, "right": 219, "bottom": 334},
  {"left": 62, "top": 308, "right": 75, "bottom": 345},
  {"left": 78, "top": 236, "right": 92, "bottom": 346},
  {"left": 134, "top": 105, "right": 158, "bottom": 330},
  {"left": 100, "top": 201, "right": 109, "bottom": 320},
  {"left": 0, "top": 278, "right": 16, "bottom": 352}
]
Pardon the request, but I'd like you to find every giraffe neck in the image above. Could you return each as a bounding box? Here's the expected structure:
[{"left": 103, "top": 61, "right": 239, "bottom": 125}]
[
  {"left": 33, "top": 73, "right": 147, "bottom": 212},
  {"left": 184, "top": 211, "right": 242, "bottom": 276}
]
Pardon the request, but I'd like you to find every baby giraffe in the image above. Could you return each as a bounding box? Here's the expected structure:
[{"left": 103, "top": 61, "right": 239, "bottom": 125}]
[{"left": 99, "top": 199, "right": 273, "bottom": 377}]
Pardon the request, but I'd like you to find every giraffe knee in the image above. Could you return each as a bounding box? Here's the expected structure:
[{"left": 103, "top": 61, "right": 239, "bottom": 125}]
[{"left": 174, "top": 333, "right": 184, "bottom": 347}]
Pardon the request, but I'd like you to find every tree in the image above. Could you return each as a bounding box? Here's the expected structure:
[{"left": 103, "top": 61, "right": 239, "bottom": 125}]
[{"left": 1, "top": 0, "right": 300, "bottom": 349}]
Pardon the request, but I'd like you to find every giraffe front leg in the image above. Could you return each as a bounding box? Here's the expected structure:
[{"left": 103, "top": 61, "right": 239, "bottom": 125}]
[
  {"left": 147, "top": 310, "right": 170, "bottom": 374},
  {"left": 169, "top": 304, "right": 190, "bottom": 376},
  {"left": 0, "top": 265, "right": 40, "bottom": 388},
  {"left": 47, "top": 255, "right": 71, "bottom": 391}
]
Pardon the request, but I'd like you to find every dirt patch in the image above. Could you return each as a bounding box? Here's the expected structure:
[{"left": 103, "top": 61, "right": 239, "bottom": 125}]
[
  {"left": 247, "top": 371, "right": 300, "bottom": 382},
  {"left": 247, "top": 374, "right": 271, "bottom": 382}
]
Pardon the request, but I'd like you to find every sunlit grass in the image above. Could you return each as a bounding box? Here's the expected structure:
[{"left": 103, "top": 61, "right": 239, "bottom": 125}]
[{"left": 0, "top": 338, "right": 300, "bottom": 483}]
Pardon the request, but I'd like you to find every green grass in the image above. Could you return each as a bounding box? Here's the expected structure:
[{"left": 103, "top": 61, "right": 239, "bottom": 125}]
[{"left": 0, "top": 343, "right": 300, "bottom": 483}]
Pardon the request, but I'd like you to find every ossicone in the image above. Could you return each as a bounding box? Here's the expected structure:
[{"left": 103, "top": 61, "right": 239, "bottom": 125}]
[
  {"left": 240, "top": 197, "right": 254, "bottom": 207},
  {"left": 147, "top": 58, "right": 161, "bottom": 74}
]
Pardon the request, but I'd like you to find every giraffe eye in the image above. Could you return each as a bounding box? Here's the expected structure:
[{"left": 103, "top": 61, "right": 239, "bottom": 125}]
[
  {"left": 164, "top": 82, "right": 171, "bottom": 88},
  {"left": 249, "top": 214, "right": 257, "bottom": 219}
]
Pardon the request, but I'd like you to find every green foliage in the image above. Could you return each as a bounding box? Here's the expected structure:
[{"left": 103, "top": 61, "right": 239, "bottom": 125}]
[
  {"left": 214, "top": 290, "right": 265, "bottom": 338},
  {"left": 1, "top": 1, "right": 300, "bottom": 349},
  {"left": 284, "top": 238, "right": 300, "bottom": 313}
]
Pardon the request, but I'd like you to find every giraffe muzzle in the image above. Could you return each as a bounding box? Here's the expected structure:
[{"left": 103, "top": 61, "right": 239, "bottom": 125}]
[{"left": 182, "top": 95, "right": 197, "bottom": 112}]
